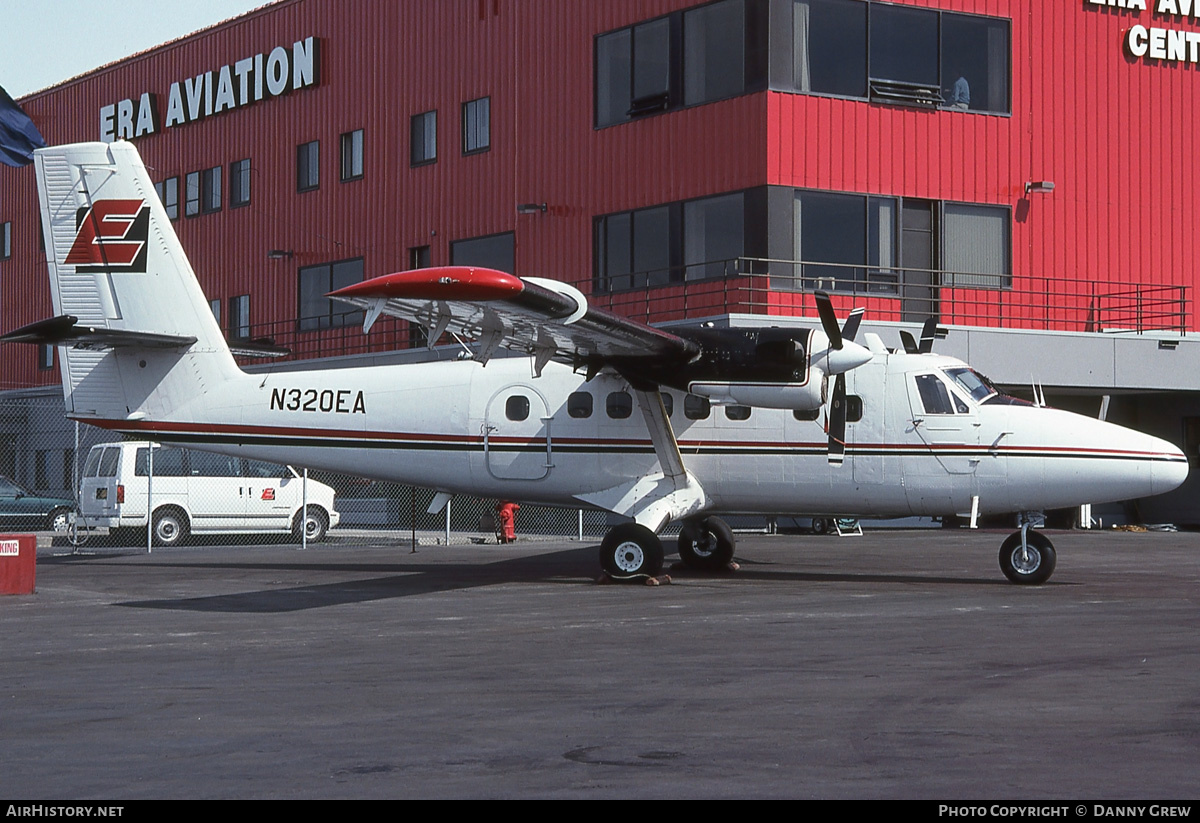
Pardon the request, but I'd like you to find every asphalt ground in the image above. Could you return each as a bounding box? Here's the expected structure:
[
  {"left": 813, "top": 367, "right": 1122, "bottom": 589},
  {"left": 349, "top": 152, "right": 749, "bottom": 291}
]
[{"left": 1, "top": 528, "right": 1198, "bottom": 800}]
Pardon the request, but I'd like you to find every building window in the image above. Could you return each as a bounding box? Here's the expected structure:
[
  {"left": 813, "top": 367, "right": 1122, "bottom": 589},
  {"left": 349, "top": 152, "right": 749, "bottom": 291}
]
[
  {"left": 340, "top": 129, "right": 363, "bottom": 181},
  {"left": 595, "top": 189, "right": 756, "bottom": 292},
  {"left": 792, "top": 189, "right": 1010, "bottom": 292},
  {"left": 409, "top": 245, "right": 431, "bottom": 269},
  {"left": 185, "top": 172, "right": 200, "bottom": 216},
  {"left": 683, "top": 192, "right": 744, "bottom": 281},
  {"left": 411, "top": 111, "right": 437, "bottom": 166},
  {"left": 154, "top": 178, "right": 179, "bottom": 220},
  {"left": 297, "top": 140, "right": 319, "bottom": 191},
  {"left": 451, "top": 232, "right": 514, "bottom": 273},
  {"left": 38, "top": 344, "right": 54, "bottom": 371},
  {"left": 210, "top": 299, "right": 221, "bottom": 325},
  {"left": 228, "top": 295, "right": 250, "bottom": 339},
  {"left": 298, "top": 257, "right": 364, "bottom": 331},
  {"left": 185, "top": 167, "right": 221, "bottom": 216},
  {"left": 596, "top": 0, "right": 762, "bottom": 128},
  {"left": 785, "top": 0, "right": 1010, "bottom": 113},
  {"left": 1, "top": 221, "right": 10, "bottom": 259},
  {"left": 462, "top": 97, "right": 490, "bottom": 155},
  {"left": 230, "top": 159, "right": 250, "bottom": 207}
]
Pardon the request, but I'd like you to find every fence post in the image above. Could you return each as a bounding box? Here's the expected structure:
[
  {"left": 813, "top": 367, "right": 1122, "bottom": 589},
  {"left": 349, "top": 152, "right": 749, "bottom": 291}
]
[
  {"left": 301, "top": 467, "right": 308, "bottom": 550},
  {"left": 445, "top": 496, "right": 451, "bottom": 545},
  {"left": 146, "top": 443, "right": 153, "bottom": 554},
  {"left": 577, "top": 509, "right": 583, "bottom": 542}
]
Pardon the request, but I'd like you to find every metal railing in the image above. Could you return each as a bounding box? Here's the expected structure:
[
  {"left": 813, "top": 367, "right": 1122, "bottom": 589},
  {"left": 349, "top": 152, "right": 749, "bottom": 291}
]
[{"left": 231, "top": 258, "right": 1190, "bottom": 363}]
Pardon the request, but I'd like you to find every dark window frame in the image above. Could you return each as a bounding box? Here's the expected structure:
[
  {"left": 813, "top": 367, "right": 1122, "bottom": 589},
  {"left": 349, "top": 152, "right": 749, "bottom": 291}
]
[
  {"left": 411, "top": 110, "right": 437, "bottom": 166},
  {"left": 793, "top": 187, "right": 1011, "bottom": 293},
  {"left": 228, "top": 294, "right": 250, "bottom": 339},
  {"left": 1, "top": 220, "right": 10, "bottom": 259},
  {"left": 781, "top": 0, "right": 1011, "bottom": 115},
  {"left": 594, "top": 0, "right": 765, "bottom": 128},
  {"left": 297, "top": 257, "right": 366, "bottom": 332},
  {"left": 450, "top": 231, "right": 515, "bottom": 274},
  {"left": 340, "top": 129, "right": 364, "bottom": 181},
  {"left": 229, "top": 159, "right": 250, "bottom": 208},
  {"left": 462, "top": 97, "right": 490, "bottom": 155},
  {"left": 154, "top": 177, "right": 180, "bottom": 220},
  {"left": 297, "top": 140, "right": 320, "bottom": 192}
]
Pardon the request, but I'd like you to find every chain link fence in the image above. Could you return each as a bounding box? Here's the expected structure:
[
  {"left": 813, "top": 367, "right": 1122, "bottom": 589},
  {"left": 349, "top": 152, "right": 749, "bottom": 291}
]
[{"left": 0, "top": 391, "right": 705, "bottom": 550}]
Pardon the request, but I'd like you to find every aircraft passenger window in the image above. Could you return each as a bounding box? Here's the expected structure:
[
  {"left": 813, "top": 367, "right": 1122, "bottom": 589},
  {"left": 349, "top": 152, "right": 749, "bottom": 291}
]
[
  {"left": 661, "top": 393, "right": 673, "bottom": 417},
  {"left": 684, "top": 395, "right": 711, "bottom": 420},
  {"left": 506, "top": 395, "right": 530, "bottom": 421},
  {"left": 607, "top": 391, "right": 633, "bottom": 419},
  {"left": 793, "top": 408, "right": 820, "bottom": 422},
  {"left": 725, "top": 405, "right": 752, "bottom": 421},
  {"left": 568, "top": 391, "right": 593, "bottom": 418},
  {"left": 914, "top": 374, "right": 963, "bottom": 415},
  {"left": 847, "top": 396, "right": 864, "bottom": 423}
]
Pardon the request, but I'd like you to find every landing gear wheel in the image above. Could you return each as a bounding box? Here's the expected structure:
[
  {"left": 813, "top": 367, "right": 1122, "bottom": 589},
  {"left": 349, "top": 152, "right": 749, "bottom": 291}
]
[
  {"left": 677, "top": 516, "right": 736, "bottom": 570},
  {"left": 152, "top": 508, "right": 190, "bottom": 548},
  {"left": 999, "top": 529, "right": 1056, "bottom": 585},
  {"left": 600, "top": 523, "right": 664, "bottom": 579},
  {"left": 811, "top": 517, "right": 834, "bottom": 536}
]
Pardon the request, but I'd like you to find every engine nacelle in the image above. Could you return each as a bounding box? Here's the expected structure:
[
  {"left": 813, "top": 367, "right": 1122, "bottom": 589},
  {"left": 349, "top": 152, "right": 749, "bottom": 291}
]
[{"left": 687, "top": 377, "right": 827, "bottom": 410}]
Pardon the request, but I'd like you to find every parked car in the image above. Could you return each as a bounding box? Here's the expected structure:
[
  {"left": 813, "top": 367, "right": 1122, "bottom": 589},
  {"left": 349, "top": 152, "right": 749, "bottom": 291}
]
[
  {"left": 0, "top": 476, "right": 76, "bottom": 532},
  {"left": 79, "top": 442, "right": 339, "bottom": 547}
]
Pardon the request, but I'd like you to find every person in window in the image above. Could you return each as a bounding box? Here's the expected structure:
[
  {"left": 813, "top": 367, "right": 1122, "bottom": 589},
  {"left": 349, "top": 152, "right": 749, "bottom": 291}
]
[
  {"left": 948, "top": 70, "right": 970, "bottom": 110},
  {"left": 495, "top": 500, "right": 520, "bottom": 544}
]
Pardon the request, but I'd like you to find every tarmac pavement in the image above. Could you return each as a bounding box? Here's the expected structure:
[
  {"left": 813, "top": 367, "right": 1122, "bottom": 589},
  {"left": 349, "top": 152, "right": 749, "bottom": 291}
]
[{"left": 1, "top": 528, "right": 1198, "bottom": 799}]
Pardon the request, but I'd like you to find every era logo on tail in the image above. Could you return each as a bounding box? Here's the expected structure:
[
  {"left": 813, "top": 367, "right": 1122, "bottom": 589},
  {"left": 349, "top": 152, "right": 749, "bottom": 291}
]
[{"left": 64, "top": 199, "right": 149, "bottom": 272}]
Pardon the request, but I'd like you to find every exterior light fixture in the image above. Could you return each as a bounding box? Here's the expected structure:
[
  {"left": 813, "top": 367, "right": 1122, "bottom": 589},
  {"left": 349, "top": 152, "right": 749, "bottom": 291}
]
[
  {"left": 517, "top": 202, "right": 548, "bottom": 215},
  {"left": 267, "top": 249, "right": 294, "bottom": 260},
  {"left": 1024, "top": 181, "right": 1055, "bottom": 194}
]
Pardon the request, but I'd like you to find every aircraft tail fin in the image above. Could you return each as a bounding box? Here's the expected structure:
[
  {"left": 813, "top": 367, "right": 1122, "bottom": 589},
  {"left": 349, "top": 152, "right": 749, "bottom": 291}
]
[{"left": 19, "top": 141, "right": 241, "bottom": 420}]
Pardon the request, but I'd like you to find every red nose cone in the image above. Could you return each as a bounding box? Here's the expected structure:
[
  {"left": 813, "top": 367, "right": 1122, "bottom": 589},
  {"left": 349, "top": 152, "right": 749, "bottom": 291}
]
[{"left": 328, "top": 266, "right": 524, "bottom": 301}]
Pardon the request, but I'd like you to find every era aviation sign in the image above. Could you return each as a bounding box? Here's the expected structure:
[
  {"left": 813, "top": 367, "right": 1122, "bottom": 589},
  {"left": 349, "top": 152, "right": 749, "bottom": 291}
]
[
  {"left": 98, "top": 36, "right": 320, "bottom": 142},
  {"left": 1089, "top": 0, "right": 1200, "bottom": 64}
]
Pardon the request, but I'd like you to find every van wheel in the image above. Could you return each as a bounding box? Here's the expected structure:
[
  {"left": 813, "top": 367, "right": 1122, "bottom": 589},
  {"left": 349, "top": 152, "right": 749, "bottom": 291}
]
[
  {"left": 152, "top": 508, "right": 189, "bottom": 548},
  {"left": 294, "top": 506, "right": 328, "bottom": 543}
]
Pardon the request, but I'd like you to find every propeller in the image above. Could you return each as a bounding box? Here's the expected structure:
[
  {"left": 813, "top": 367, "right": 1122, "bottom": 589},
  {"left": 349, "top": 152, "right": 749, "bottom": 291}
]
[
  {"left": 813, "top": 292, "right": 868, "bottom": 465},
  {"left": 899, "top": 318, "right": 944, "bottom": 354}
]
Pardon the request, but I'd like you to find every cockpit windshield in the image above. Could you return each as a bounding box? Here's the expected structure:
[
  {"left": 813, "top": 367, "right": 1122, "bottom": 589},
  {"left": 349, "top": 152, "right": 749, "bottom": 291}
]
[
  {"left": 943, "top": 367, "right": 1033, "bottom": 407},
  {"left": 944, "top": 368, "right": 996, "bottom": 403}
]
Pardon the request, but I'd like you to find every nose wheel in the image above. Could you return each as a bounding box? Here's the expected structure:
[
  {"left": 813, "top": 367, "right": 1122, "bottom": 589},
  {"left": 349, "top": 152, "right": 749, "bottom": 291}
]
[
  {"left": 999, "top": 528, "right": 1056, "bottom": 585},
  {"left": 600, "top": 523, "right": 665, "bottom": 579}
]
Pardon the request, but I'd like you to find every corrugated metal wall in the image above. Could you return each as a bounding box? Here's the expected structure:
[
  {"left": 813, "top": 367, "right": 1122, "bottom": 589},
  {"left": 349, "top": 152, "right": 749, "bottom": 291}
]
[{"left": 2, "top": 0, "right": 1198, "bottom": 388}]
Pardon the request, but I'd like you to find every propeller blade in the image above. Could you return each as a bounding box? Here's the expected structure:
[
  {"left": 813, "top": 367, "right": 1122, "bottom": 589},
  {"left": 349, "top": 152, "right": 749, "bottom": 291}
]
[
  {"left": 828, "top": 373, "right": 847, "bottom": 465},
  {"left": 918, "top": 318, "right": 938, "bottom": 354},
  {"left": 841, "top": 307, "right": 865, "bottom": 343},
  {"left": 899, "top": 330, "right": 919, "bottom": 354},
  {"left": 814, "top": 291, "right": 843, "bottom": 350}
]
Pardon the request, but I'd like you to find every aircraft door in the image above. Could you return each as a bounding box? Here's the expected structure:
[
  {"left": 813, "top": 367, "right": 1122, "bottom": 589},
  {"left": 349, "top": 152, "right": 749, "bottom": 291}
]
[
  {"left": 484, "top": 386, "right": 553, "bottom": 481},
  {"left": 906, "top": 372, "right": 980, "bottom": 476}
]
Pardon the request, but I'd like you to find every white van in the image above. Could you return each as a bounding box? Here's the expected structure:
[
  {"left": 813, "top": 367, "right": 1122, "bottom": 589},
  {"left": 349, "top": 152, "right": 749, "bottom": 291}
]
[{"left": 79, "top": 442, "right": 340, "bottom": 546}]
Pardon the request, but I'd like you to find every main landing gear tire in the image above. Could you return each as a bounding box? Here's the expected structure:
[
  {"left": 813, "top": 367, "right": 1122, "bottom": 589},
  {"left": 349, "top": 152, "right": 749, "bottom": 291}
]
[
  {"left": 600, "top": 523, "right": 664, "bottom": 579},
  {"left": 677, "top": 516, "right": 736, "bottom": 571},
  {"left": 999, "top": 529, "right": 1057, "bottom": 585}
]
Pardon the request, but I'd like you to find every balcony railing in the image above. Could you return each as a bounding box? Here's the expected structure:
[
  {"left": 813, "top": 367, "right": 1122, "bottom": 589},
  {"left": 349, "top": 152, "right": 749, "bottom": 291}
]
[{"left": 230, "top": 258, "right": 1189, "bottom": 363}]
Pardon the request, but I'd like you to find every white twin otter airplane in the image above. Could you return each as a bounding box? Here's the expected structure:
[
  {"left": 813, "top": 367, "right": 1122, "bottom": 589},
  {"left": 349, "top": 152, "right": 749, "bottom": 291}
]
[{"left": 3, "top": 142, "right": 1187, "bottom": 584}]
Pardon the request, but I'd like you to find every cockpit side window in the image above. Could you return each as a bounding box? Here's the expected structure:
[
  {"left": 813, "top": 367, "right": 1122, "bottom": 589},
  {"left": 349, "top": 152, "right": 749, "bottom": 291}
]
[{"left": 915, "top": 374, "right": 967, "bottom": 414}]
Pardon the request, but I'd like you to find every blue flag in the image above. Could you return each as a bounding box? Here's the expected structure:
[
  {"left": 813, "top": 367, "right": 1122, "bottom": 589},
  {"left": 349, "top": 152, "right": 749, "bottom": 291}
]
[{"left": 0, "top": 85, "right": 46, "bottom": 167}]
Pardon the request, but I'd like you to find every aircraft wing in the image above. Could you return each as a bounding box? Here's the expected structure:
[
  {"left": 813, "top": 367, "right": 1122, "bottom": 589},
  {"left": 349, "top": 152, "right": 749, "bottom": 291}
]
[{"left": 329, "top": 266, "right": 700, "bottom": 374}]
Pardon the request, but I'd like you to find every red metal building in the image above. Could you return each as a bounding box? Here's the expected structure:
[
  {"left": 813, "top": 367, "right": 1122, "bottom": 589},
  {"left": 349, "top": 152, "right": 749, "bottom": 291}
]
[{"left": 2, "top": 0, "right": 1200, "bottom": 515}]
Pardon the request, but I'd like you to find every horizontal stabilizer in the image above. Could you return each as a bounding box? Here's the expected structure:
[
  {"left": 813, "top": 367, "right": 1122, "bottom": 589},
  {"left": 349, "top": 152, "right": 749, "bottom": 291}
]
[{"left": 0, "top": 314, "right": 196, "bottom": 350}]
